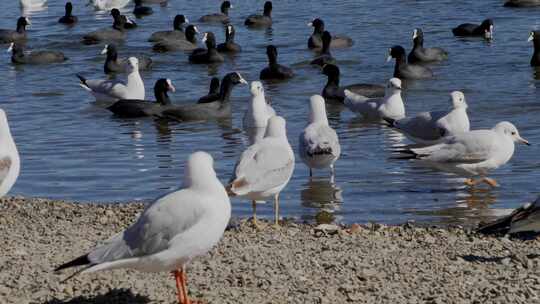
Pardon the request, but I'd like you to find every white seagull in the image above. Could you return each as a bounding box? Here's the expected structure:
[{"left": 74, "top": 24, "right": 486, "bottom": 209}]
[
  {"left": 343, "top": 78, "right": 405, "bottom": 121},
  {"left": 77, "top": 57, "right": 145, "bottom": 103},
  {"left": 397, "top": 121, "right": 530, "bottom": 187},
  {"left": 90, "top": 0, "right": 131, "bottom": 11},
  {"left": 55, "top": 151, "right": 231, "bottom": 304},
  {"left": 227, "top": 116, "right": 295, "bottom": 227},
  {"left": 0, "top": 109, "right": 20, "bottom": 198},
  {"left": 299, "top": 95, "right": 340, "bottom": 181},
  {"left": 19, "top": 0, "right": 47, "bottom": 9},
  {"left": 386, "top": 91, "right": 470, "bottom": 144},
  {"left": 242, "top": 81, "right": 276, "bottom": 144}
]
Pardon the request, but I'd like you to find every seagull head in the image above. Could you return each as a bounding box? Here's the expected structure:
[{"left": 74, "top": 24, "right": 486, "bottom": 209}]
[
  {"left": 495, "top": 122, "right": 530, "bottom": 146},
  {"left": 450, "top": 91, "right": 467, "bottom": 109}
]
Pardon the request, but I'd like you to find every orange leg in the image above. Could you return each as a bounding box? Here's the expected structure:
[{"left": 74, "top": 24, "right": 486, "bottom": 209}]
[{"left": 173, "top": 270, "right": 185, "bottom": 304}]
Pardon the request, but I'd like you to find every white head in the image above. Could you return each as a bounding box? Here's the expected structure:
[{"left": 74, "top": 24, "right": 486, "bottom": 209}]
[
  {"left": 250, "top": 81, "right": 264, "bottom": 97},
  {"left": 183, "top": 151, "right": 217, "bottom": 188},
  {"left": 100, "top": 44, "right": 109, "bottom": 55},
  {"left": 264, "top": 115, "right": 287, "bottom": 138},
  {"left": 385, "top": 78, "right": 402, "bottom": 95},
  {"left": 127, "top": 57, "right": 139, "bottom": 72},
  {"left": 494, "top": 121, "right": 530, "bottom": 145},
  {"left": 450, "top": 91, "right": 467, "bottom": 109},
  {"left": 309, "top": 95, "right": 328, "bottom": 125}
]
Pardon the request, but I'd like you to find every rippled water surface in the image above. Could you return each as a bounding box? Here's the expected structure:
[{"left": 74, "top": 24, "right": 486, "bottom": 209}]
[{"left": 3, "top": 0, "right": 540, "bottom": 226}]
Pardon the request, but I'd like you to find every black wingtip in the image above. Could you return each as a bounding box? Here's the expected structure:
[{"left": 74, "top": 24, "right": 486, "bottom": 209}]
[
  {"left": 54, "top": 254, "right": 91, "bottom": 272},
  {"left": 76, "top": 74, "right": 87, "bottom": 86},
  {"left": 383, "top": 117, "right": 396, "bottom": 127}
]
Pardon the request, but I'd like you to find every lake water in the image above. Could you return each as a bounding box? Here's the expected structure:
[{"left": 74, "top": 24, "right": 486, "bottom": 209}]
[{"left": 2, "top": 0, "right": 540, "bottom": 226}]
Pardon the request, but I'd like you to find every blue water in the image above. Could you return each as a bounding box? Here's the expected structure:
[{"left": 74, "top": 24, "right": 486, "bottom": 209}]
[{"left": 2, "top": 0, "right": 540, "bottom": 226}]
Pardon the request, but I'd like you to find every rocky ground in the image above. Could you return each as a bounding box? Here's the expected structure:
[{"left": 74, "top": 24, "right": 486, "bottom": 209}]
[{"left": 1, "top": 196, "right": 539, "bottom": 304}]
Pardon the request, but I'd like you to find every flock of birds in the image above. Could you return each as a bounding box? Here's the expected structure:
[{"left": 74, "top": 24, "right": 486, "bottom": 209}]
[{"left": 1, "top": 0, "right": 540, "bottom": 303}]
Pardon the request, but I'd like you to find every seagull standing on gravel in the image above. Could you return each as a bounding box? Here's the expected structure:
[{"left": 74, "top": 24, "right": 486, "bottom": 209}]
[
  {"left": 77, "top": 57, "right": 145, "bottom": 102},
  {"left": 343, "top": 78, "right": 405, "bottom": 121},
  {"left": 227, "top": 116, "right": 295, "bottom": 227},
  {"left": 299, "top": 95, "right": 340, "bottom": 182},
  {"left": 0, "top": 109, "right": 20, "bottom": 198},
  {"left": 242, "top": 81, "right": 276, "bottom": 144},
  {"left": 385, "top": 91, "right": 470, "bottom": 145},
  {"left": 395, "top": 121, "right": 530, "bottom": 187},
  {"left": 55, "top": 151, "right": 231, "bottom": 304}
]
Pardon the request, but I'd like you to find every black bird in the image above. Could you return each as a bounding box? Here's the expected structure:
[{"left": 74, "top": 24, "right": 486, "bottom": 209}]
[
  {"left": 82, "top": 13, "right": 126, "bottom": 45},
  {"left": 311, "top": 31, "right": 335, "bottom": 67},
  {"left": 111, "top": 8, "right": 137, "bottom": 30},
  {"left": 387, "top": 45, "right": 433, "bottom": 80},
  {"left": 108, "top": 79, "right": 175, "bottom": 118},
  {"left": 504, "top": 0, "right": 540, "bottom": 7},
  {"left": 199, "top": 1, "right": 232, "bottom": 23},
  {"left": 217, "top": 25, "right": 241, "bottom": 53},
  {"left": 189, "top": 32, "right": 224, "bottom": 64},
  {"left": 8, "top": 43, "right": 67, "bottom": 64},
  {"left": 452, "top": 19, "right": 493, "bottom": 40},
  {"left": 321, "top": 64, "right": 384, "bottom": 103},
  {"left": 58, "top": 2, "right": 78, "bottom": 25},
  {"left": 101, "top": 44, "right": 152, "bottom": 74},
  {"left": 477, "top": 197, "right": 540, "bottom": 235},
  {"left": 161, "top": 72, "right": 247, "bottom": 121},
  {"left": 259, "top": 45, "right": 294, "bottom": 80},
  {"left": 407, "top": 28, "right": 448, "bottom": 64},
  {"left": 152, "top": 25, "right": 199, "bottom": 52},
  {"left": 308, "top": 18, "right": 353, "bottom": 49},
  {"left": 148, "top": 15, "right": 189, "bottom": 42},
  {"left": 133, "top": 0, "right": 153, "bottom": 16},
  {"left": 198, "top": 77, "right": 221, "bottom": 104},
  {"left": 0, "top": 17, "right": 30, "bottom": 44},
  {"left": 244, "top": 1, "right": 272, "bottom": 28},
  {"left": 528, "top": 31, "right": 540, "bottom": 67}
]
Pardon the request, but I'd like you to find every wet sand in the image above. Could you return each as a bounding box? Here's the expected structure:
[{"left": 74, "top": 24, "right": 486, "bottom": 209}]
[{"left": 1, "top": 196, "right": 539, "bottom": 304}]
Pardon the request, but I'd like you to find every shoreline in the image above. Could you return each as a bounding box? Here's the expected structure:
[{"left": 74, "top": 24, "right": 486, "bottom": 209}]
[{"left": 1, "top": 196, "right": 539, "bottom": 304}]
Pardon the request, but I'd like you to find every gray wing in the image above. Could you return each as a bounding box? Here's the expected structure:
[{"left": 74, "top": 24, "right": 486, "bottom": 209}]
[
  {"left": 86, "top": 79, "right": 128, "bottom": 97},
  {"left": 231, "top": 142, "right": 294, "bottom": 195},
  {"left": 412, "top": 130, "right": 497, "bottom": 163},
  {"left": 301, "top": 124, "right": 340, "bottom": 158},
  {"left": 0, "top": 156, "right": 12, "bottom": 188},
  {"left": 87, "top": 189, "right": 205, "bottom": 264},
  {"left": 396, "top": 111, "right": 447, "bottom": 140}
]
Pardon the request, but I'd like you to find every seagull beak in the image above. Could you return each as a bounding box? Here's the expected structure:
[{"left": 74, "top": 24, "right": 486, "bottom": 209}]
[
  {"left": 518, "top": 136, "right": 530, "bottom": 146},
  {"left": 7, "top": 43, "right": 13, "bottom": 53},
  {"left": 528, "top": 33, "right": 534, "bottom": 42},
  {"left": 100, "top": 45, "right": 108, "bottom": 55}
]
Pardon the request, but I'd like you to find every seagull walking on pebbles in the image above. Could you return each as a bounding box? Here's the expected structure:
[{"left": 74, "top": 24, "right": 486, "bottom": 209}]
[
  {"left": 299, "top": 95, "right": 340, "bottom": 182},
  {"left": 77, "top": 57, "right": 145, "bottom": 103},
  {"left": 385, "top": 91, "right": 470, "bottom": 144},
  {"left": 242, "top": 81, "right": 276, "bottom": 144},
  {"left": 396, "top": 121, "right": 530, "bottom": 187},
  {"left": 0, "top": 109, "right": 20, "bottom": 198},
  {"left": 55, "top": 151, "right": 231, "bottom": 304},
  {"left": 344, "top": 78, "right": 405, "bottom": 121},
  {"left": 227, "top": 116, "right": 295, "bottom": 227}
]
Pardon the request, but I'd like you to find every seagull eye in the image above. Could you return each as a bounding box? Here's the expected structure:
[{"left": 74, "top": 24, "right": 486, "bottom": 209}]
[{"left": 511, "top": 131, "right": 516, "bottom": 135}]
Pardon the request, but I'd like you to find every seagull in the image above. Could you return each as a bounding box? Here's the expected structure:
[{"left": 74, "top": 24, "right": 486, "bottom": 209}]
[
  {"left": 396, "top": 121, "right": 530, "bottom": 187},
  {"left": 90, "top": 0, "right": 131, "bottom": 11},
  {"left": 343, "top": 78, "right": 405, "bottom": 121},
  {"left": 227, "top": 116, "right": 295, "bottom": 227},
  {"left": 19, "top": 0, "right": 46, "bottom": 9},
  {"left": 0, "top": 109, "right": 20, "bottom": 198},
  {"left": 54, "top": 151, "right": 231, "bottom": 304},
  {"left": 385, "top": 91, "right": 470, "bottom": 144},
  {"left": 242, "top": 81, "right": 276, "bottom": 144},
  {"left": 77, "top": 57, "right": 145, "bottom": 103},
  {"left": 477, "top": 196, "right": 540, "bottom": 235},
  {"left": 299, "top": 95, "right": 341, "bottom": 182}
]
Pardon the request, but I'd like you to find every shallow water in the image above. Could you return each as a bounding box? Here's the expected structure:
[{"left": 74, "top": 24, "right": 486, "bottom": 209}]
[{"left": 2, "top": 0, "right": 540, "bottom": 226}]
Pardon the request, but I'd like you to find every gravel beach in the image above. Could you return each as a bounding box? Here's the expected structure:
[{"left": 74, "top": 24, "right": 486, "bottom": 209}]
[{"left": 1, "top": 196, "right": 539, "bottom": 304}]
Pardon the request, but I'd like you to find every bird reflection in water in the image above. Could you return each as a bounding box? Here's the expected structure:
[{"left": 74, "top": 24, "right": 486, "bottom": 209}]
[{"left": 300, "top": 177, "right": 343, "bottom": 224}]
